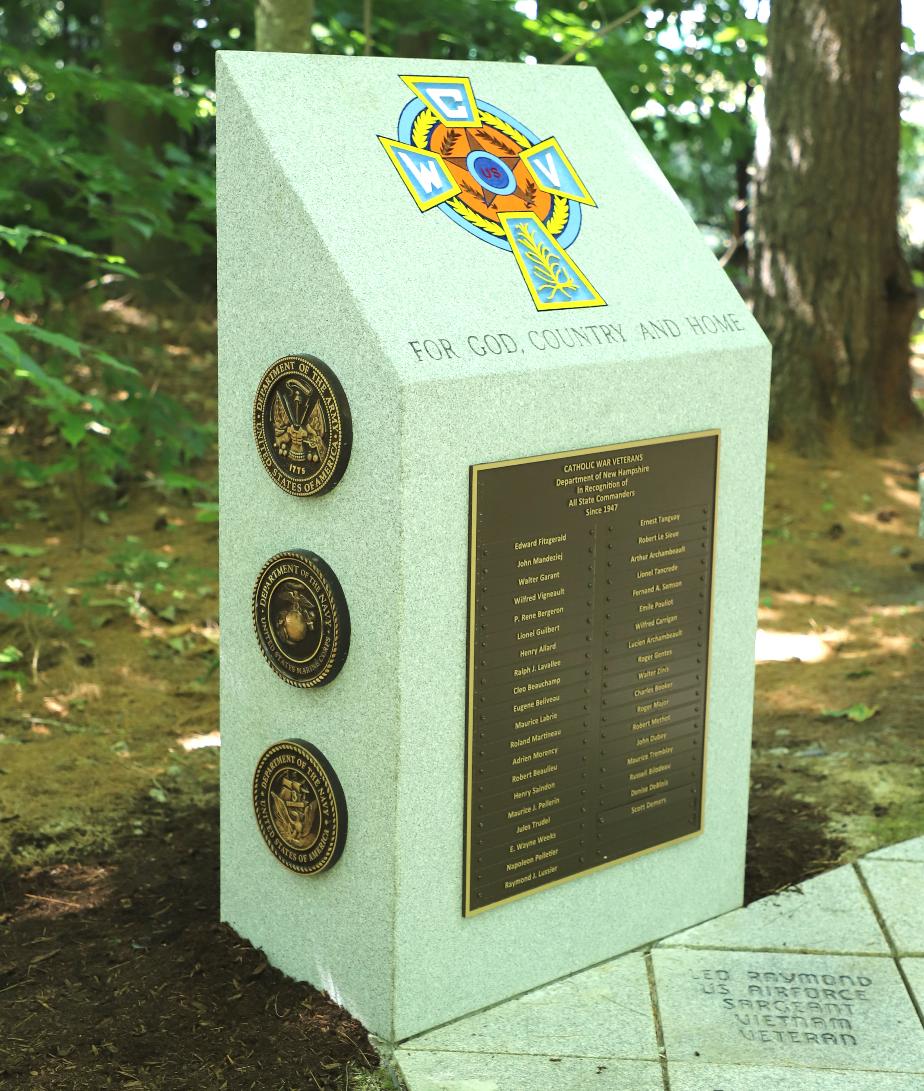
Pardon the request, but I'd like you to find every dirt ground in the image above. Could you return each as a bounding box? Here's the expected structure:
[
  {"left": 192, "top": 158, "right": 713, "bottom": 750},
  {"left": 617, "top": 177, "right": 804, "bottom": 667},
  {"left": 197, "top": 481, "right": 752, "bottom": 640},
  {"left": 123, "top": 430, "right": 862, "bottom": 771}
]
[
  {"left": 1, "top": 305, "right": 922, "bottom": 1086},
  {"left": 747, "top": 430, "right": 924, "bottom": 896}
]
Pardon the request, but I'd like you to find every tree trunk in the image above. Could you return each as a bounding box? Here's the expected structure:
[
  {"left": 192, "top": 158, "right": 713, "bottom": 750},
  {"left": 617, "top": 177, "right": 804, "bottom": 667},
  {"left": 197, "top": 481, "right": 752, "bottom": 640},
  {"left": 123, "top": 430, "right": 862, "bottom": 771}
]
[
  {"left": 102, "top": 0, "right": 176, "bottom": 274},
  {"left": 721, "top": 81, "right": 755, "bottom": 270},
  {"left": 255, "top": 0, "right": 315, "bottom": 53},
  {"left": 752, "top": 0, "right": 918, "bottom": 453}
]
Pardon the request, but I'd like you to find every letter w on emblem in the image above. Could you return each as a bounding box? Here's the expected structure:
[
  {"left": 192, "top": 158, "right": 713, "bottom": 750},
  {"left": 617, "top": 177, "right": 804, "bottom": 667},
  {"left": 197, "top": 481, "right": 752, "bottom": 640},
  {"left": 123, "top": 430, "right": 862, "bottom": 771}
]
[
  {"left": 397, "top": 152, "right": 444, "bottom": 194},
  {"left": 378, "top": 137, "right": 462, "bottom": 212}
]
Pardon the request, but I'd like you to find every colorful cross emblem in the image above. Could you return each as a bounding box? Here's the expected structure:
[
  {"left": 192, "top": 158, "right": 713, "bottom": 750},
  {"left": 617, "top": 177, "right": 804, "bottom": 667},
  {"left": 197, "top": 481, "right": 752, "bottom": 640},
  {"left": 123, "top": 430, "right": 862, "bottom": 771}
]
[{"left": 379, "top": 76, "right": 605, "bottom": 312}]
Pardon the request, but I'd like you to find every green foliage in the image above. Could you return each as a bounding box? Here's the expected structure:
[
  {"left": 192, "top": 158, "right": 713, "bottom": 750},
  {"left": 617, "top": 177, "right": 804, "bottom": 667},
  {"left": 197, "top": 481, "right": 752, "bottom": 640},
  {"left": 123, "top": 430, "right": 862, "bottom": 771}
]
[
  {"left": 0, "top": 51, "right": 214, "bottom": 293},
  {"left": 0, "top": 642, "right": 26, "bottom": 686},
  {"left": 0, "top": 237, "right": 210, "bottom": 540},
  {"left": 0, "top": 7, "right": 220, "bottom": 531},
  {"left": 193, "top": 501, "right": 220, "bottom": 523},
  {"left": 822, "top": 703, "right": 880, "bottom": 724},
  {"left": 308, "top": 0, "right": 763, "bottom": 231},
  {"left": 0, "top": 565, "right": 73, "bottom": 685},
  {"left": 0, "top": 2, "right": 764, "bottom": 284},
  {"left": 0, "top": 123, "right": 212, "bottom": 531},
  {"left": 1, "top": 0, "right": 917, "bottom": 544},
  {"left": 901, "top": 45, "right": 924, "bottom": 267},
  {"left": 0, "top": 585, "right": 71, "bottom": 631},
  {"left": 97, "top": 538, "right": 178, "bottom": 588},
  {"left": 0, "top": 1, "right": 769, "bottom": 546},
  {"left": 80, "top": 536, "right": 214, "bottom": 621}
]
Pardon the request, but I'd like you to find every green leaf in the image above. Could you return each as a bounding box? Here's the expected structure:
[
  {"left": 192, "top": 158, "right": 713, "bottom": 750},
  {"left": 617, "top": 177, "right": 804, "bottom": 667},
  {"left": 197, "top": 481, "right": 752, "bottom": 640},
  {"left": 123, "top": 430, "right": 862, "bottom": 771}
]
[
  {"left": 0, "top": 332, "right": 22, "bottom": 361},
  {"left": 0, "top": 543, "right": 46, "bottom": 557},
  {"left": 714, "top": 26, "right": 741, "bottom": 43},
  {"left": 18, "top": 326, "right": 83, "bottom": 357},
  {"left": 194, "top": 501, "right": 219, "bottom": 524},
  {"left": 822, "top": 703, "right": 880, "bottom": 723},
  {"left": 12, "top": 351, "right": 82, "bottom": 405},
  {"left": 59, "top": 415, "right": 88, "bottom": 447},
  {"left": 159, "top": 472, "right": 207, "bottom": 492},
  {"left": 93, "top": 349, "right": 139, "bottom": 375},
  {"left": 0, "top": 645, "right": 23, "bottom": 664}
]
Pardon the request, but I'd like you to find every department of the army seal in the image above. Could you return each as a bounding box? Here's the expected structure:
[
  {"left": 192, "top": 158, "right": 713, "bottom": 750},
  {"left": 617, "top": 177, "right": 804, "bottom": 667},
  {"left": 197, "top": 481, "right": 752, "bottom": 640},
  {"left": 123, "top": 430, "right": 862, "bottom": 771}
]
[
  {"left": 253, "top": 354, "right": 352, "bottom": 496},
  {"left": 252, "top": 739, "right": 348, "bottom": 874},
  {"left": 252, "top": 550, "right": 350, "bottom": 687}
]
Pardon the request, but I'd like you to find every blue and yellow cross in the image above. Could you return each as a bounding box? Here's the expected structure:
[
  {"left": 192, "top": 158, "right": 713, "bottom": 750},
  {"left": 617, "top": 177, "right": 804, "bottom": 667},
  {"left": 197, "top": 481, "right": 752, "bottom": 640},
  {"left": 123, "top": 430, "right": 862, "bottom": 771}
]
[{"left": 379, "top": 76, "right": 605, "bottom": 312}]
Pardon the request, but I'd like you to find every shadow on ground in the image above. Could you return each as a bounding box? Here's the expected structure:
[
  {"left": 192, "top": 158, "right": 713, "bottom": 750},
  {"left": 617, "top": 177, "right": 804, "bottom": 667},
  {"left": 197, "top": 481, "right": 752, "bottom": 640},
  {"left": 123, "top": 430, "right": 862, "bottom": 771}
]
[
  {"left": 0, "top": 798, "right": 380, "bottom": 1090},
  {"left": 0, "top": 776, "right": 844, "bottom": 1090},
  {"left": 744, "top": 774, "right": 846, "bottom": 903}
]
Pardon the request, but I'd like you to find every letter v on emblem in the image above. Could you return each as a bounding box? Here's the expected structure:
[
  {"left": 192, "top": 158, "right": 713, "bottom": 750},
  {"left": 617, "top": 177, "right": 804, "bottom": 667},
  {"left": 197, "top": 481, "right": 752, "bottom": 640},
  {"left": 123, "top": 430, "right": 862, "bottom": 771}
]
[
  {"left": 532, "top": 152, "right": 561, "bottom": 188},
  {"left": 521, "top": 137, "right": 596, "bottom": 206}
]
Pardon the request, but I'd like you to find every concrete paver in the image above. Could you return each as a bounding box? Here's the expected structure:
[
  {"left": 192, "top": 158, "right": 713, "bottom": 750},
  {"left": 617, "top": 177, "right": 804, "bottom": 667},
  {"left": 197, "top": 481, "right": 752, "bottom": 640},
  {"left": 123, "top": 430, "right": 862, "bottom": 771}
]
[
  {"left": 859, "top": 860, "right": 924, "bottom": 956},
  {"left": 865, "top": 836, "right": 924, "bottom": 864},
  {"left": 658, "top": 865, "right": 889, "bottom": 955},
  {"left": 899, "top": 957, "right": 924, "bottom": 1019},
  {"left": 667, "top": 1062, "right": 924, "bottom": 1090},
  {"left": 651, "top": 947, "right": 924, "bottom": 1072},
  {"left": 394, "top": 1050, "right": 664, "bottom": 1090},
  {"left": 400, "top": 953, "right": 658, "bottom": 1060},
  {"left": 395, "top": 837, "right": 924, "bottom": 1091}
]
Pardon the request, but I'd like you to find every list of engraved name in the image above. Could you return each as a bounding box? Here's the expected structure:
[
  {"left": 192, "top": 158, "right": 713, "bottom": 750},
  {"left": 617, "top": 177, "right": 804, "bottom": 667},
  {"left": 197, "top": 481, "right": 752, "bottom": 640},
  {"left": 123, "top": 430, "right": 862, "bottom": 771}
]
[{"left": 467, "top": 433, "right": 718, "bottom": 913}]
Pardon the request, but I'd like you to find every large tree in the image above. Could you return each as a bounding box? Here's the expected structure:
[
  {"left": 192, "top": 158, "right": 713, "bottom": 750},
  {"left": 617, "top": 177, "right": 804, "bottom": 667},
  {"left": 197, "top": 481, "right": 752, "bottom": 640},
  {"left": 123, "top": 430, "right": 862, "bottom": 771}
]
[
  {"left": 100, "top": 0, "right": 177, "bottom": 273},
  {"left": 752, "top": 0, "right": 918, "bottom": 452},
  {"left": 256, "top": 0, "right": 314, "bottom": 52}
]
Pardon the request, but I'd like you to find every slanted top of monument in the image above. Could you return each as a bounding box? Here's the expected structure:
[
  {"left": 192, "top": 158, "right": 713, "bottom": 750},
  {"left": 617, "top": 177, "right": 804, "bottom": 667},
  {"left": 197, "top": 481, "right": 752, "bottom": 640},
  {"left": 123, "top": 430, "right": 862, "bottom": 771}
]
[{"left": 218, "top": 52, "right": 767, "bottom": 384}]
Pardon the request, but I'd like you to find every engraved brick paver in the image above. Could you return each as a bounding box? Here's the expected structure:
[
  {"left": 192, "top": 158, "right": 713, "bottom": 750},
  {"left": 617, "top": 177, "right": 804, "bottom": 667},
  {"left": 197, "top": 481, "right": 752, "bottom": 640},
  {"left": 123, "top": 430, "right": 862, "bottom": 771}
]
[
  {"left": 396, "top": 838, "right": 924, "bottom": 1091},
  {"left": 859, "top": 860, "right": 924, "bottom": 956},
  {"left": 657, "top": 865, "right": 889, "bottom": 954},
  {"left": 651, "top": 948, "right": 924, "bottom": 1072},
  {"left": 401, "top": 952, "right": 659, "bottom": 1060},
  {"left": 394, "top": 1051, "right": 665, "bottom": 1090}
]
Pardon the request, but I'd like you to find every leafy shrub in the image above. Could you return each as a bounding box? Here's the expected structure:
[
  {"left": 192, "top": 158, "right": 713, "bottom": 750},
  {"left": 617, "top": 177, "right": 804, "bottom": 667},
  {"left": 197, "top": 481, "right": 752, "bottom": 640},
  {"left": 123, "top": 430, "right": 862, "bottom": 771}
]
[{"left": 0, "top": 227, "right": 210, "bottom": 541}]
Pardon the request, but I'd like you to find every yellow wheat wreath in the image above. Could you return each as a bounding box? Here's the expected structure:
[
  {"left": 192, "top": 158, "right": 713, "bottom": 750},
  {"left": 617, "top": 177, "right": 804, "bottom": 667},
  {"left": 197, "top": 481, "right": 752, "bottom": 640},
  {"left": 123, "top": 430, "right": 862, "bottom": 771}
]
[{"left": 409, "top": 106, "right": 571, "bottom": 242}]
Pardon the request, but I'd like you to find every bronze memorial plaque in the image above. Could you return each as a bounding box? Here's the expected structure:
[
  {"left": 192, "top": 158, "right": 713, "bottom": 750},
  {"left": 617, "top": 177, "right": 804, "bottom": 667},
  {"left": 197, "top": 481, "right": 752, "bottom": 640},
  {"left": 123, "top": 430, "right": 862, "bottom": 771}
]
[
  {"left": 253, "top": 353, "right": 352, "bottom": 496},
  {"left": 252, "top": 549, "right": 350, "bottom": 688},
  {"left": 464, "top": 431, "right": 718, "bottom": 915},
  {"left": 253, "top": 739, "right": 348, "bottom": 874}
]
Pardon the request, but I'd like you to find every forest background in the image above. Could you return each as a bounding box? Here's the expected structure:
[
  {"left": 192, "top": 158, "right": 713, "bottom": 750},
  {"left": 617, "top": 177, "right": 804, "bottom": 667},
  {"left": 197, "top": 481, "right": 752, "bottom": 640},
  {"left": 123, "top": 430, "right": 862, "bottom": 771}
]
[{"left": 1, "top": 2, "right": 923, "bottom": 1089}]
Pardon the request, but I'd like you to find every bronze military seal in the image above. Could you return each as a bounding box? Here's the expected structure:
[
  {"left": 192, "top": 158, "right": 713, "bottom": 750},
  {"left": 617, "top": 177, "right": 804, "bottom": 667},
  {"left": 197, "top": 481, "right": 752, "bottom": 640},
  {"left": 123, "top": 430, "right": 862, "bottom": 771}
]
[
  {"left": 252, "top": 739, "right": 347, "bottom": 874},
  {"left": 252, "top": 550, "right": 350, "bottom": 687},
  {"left": 253, "top": 354, "right": 352, "bottom": 496}
]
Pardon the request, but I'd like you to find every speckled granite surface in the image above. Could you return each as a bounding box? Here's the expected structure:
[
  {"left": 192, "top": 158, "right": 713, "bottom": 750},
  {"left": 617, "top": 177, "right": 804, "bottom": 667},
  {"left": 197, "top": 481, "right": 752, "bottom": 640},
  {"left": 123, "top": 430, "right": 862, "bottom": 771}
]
[
  {"left": 396, "top": 841, "right": 924, "bottom": 1088},
  {"left": 217, "top": 52, "right": 771, "bottom": 1041}
]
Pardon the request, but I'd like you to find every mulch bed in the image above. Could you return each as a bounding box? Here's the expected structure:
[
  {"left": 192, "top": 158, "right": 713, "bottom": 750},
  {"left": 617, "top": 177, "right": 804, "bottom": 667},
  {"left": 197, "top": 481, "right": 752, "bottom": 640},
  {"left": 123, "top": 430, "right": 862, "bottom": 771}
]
[
  {"left": 745, "top": 774, "right": 847, "bottom": 903},
  {"left": 0, "top": 771, "right": 847, "bottom": 1089},
  {"left": 0, "top": 800, "right": 378, "bottom": 1090}
]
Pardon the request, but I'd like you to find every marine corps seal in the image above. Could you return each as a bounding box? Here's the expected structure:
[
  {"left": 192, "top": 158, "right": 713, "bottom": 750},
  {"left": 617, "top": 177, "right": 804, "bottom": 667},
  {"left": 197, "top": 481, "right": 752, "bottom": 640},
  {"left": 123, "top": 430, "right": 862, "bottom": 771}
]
[
  {"left": 252, "top": 739, "right": 347, "bottom": 874},
  {"left": 253, "top": 354, "right": 352, "bottom": 496},
  {"left": 252, "top": 549, "right": 350, "bottom": 687}
]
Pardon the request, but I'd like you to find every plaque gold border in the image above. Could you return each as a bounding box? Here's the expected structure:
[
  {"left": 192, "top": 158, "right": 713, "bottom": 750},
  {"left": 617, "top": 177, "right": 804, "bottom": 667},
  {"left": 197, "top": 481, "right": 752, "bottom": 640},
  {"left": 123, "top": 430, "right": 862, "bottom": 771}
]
[
  {"left": 464, "top": 429, "right": 721, "bottom": 917},
  {"left": 252, "top": 738, "right": 348, "bottom": 874}
]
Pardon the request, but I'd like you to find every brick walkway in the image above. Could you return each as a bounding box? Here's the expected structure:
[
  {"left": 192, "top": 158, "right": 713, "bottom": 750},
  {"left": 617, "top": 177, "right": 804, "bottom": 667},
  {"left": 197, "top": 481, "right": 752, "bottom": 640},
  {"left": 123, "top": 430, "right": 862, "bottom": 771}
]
[{"left": 391, "top": 836, "right": 924, "bottom": 1089}]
